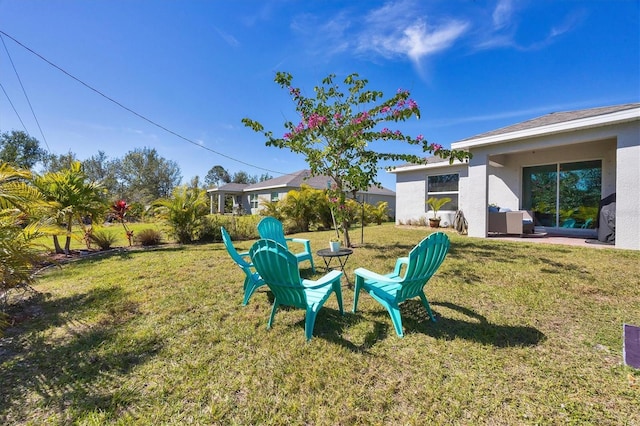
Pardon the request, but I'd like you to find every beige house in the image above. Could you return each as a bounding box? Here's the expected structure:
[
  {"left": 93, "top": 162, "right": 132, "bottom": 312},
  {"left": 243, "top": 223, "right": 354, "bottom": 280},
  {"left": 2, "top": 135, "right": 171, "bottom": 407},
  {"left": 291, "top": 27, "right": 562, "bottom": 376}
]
[
  {"left": 207, "top": 169, "right": 396, "bottom": 217},
  {"left": 391, "top": 103, "right": 640, "bottom": 251}
]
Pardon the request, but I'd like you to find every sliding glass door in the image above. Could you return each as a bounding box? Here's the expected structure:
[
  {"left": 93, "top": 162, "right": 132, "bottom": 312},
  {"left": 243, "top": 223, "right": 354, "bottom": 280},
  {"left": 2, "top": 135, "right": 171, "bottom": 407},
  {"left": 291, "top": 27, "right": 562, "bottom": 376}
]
[{"left": 522, "top": 160, "right": 601, "bottom": 229}]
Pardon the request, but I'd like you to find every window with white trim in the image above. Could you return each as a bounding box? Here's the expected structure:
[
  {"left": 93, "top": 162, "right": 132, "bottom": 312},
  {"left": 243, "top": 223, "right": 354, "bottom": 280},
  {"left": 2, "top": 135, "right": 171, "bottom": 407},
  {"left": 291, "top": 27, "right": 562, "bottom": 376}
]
[
  {"left": 250, "top": 194, "right": 259, "bottom": 209},
  {"left": 426, "top": 173, "right": 459, "bottom": 211},
  {"left": 270, "top": 192, "right": 279, "bottom": 202}
]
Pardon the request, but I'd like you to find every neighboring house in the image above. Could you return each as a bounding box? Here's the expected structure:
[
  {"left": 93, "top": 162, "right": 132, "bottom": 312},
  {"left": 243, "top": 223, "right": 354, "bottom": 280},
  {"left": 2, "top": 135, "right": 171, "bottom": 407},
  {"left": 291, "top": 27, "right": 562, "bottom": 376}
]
[
  {"left": 207, "top": 169, "right": 396, "bottom": 217},
  {"left": 391, "top": 103, "right": 640, "bottom": 251}
]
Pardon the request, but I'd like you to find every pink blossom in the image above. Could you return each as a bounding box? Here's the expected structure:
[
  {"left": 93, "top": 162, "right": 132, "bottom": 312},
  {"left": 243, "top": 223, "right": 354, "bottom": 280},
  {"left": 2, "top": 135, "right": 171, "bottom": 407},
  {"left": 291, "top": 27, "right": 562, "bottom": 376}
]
[
  {"left": 416, "top": 134, "right": 424, "bottom": 141},
  {"left": 432, "top": 143, "right": 442, "bottom": 152},
  {"left": 381, "top": 128, "right": 391, "bottom": 134},
  {"left": 352, "top": 111, "right": 370, "bottom": 125},
  {"left": 394, "top": 130, "right": 402, "bottom": 136},
  {"left": 307, "top": 113, "right": 327, "bottom": 129},
  {"left": 381, "top": 106, "right": 391, "bottom": 114},
  {"left": 283, "top": 132, "right": 293, "bottom": 140},
  {"left": 407, "top": 99, "right": 418, "bottom": 109}
]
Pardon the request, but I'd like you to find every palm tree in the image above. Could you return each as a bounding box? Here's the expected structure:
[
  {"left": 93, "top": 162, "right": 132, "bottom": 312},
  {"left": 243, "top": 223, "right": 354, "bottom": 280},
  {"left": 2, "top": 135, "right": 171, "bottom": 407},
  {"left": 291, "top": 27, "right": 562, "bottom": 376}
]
[
  {"left": 34, "top": 161, "right": 108, "bottom": 254},
  {"left": 0, "top": 162, "right": 42, "bottom": 211},
  {"left": 154, "top": 183, "right": 208, "bottom": 244},
  {"left": 0, "top": 163, "right": 48, "bottom": 306}
]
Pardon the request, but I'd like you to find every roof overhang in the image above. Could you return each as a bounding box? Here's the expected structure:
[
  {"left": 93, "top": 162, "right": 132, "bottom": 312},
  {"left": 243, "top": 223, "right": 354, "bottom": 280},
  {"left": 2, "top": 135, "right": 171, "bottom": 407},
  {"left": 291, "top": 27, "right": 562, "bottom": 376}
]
[
  {"left": 451, "top": 106, "right": 640, "bottom": 150},
  {"left": 388, "top": 159, "right": 467, "bottom": 174}
]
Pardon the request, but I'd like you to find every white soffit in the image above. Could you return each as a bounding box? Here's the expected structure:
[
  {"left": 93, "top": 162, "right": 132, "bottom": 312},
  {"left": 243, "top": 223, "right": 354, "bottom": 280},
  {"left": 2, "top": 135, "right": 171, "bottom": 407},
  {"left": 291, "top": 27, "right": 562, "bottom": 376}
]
[
  {"left": 388, "top": 159, "right": 467, "bottom": 174},
  {"left": 451, "top": 107, "right": 640, "bottom": 150}
]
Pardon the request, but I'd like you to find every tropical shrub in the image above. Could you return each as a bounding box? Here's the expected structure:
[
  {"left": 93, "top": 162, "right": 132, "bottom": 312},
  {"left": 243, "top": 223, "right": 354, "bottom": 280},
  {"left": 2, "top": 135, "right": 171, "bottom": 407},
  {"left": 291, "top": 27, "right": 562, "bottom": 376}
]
[
  {"left": 258, "top": 199, "right": 283, "bottom": 221},
  {"left": 154, "top": 183, "right": 208, "bottom": 244},
  {"left": 279, "top": 184, "right": 324, "bottom": 232},
  {"left": 135, "top": 228, "right": 162, "bottom": 246},
  {"left": 0, "top": 163, "right": 48, "bottom": 315},
  {"left": 89, "top": 229, "right": 118, "bottom": 250},
  {"left": 365, "top": 201, "right": 390, "bottom": 225}
]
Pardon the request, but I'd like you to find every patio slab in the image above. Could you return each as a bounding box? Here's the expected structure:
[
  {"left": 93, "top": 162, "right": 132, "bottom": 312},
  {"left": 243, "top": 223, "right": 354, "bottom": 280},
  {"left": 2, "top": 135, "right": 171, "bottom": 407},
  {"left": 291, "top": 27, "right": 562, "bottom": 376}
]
[{"left": 488, "top": 235, "right": 615, "bottom": 249}]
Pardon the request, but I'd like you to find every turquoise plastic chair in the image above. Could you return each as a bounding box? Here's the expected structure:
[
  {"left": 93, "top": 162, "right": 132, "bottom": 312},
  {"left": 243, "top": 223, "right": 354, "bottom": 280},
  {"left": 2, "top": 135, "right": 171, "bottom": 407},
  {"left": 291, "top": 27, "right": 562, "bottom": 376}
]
[
  {"left": 249, "top": 238, "right": 343, "bottom": 341},
  {"left": 221, "top": 226, "right": 265, "bottom": 306},
  {"left": 257, "top": 216, "right": 315, "bottom": 273},
  {"left": 352, "top": 232, "right": 450, "bottom": 337}
]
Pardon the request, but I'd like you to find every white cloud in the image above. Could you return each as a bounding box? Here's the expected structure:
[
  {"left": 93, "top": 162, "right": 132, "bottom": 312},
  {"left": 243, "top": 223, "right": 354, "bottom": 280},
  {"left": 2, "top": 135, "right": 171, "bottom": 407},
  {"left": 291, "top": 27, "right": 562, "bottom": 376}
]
[
  {"left": 401, "top": 20, "right": 469, "bottom": 63},
  {"left": 492, "top": 0, "right": 513, "bottom": 30},
  {"left": 215, "top": 27, "right": 240, "bottom": 47},
  {"left": 357, "top": 0, "right": 469, "bottom": 64},
  {"left": 549, "top": 9, "right": 586, "bottom": 38}
]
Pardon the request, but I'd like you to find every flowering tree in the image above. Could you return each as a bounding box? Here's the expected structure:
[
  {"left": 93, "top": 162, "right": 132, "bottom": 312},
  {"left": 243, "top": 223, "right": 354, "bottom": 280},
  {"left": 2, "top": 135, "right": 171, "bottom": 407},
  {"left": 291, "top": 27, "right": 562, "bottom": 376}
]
[
  {"left": 112, "top": 199, "right": 134, "bottom": 246},
  {"left": 242, "top": 72, "right": 469, "bottom": 247}
]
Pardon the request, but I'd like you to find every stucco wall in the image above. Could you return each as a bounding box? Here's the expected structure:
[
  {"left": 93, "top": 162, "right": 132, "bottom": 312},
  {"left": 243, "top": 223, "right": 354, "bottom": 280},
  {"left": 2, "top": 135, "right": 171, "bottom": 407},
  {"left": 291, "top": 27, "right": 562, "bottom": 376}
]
[
  {"left": 463, "top": 121, "right": 638, "bottom": 249},
  {"left": 250, "top": 190, "right": 287, "bottom": 215},
  {"left": 615, "top": 124, "right": 640, "bottom": 250},
  {"left": 395, "top": 164, "right": 467, "bottom": 226}
]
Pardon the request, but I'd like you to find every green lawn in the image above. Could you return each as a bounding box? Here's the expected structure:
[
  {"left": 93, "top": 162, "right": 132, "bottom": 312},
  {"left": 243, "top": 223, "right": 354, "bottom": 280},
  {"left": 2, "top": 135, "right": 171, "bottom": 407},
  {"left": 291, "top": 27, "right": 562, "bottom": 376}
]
[
  {"left": 2, "top": 224, "right": 639, "bottom": 424},
  {"left": 32, "top": 221, "right": 173, "bottom": 253}
]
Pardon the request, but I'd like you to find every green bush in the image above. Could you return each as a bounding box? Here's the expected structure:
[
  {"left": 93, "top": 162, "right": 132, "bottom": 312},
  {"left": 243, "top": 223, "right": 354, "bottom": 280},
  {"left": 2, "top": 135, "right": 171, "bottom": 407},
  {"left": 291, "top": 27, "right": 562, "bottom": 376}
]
[
  {"left": 365, "top": 201, "right": 390, "bottom": 225},
  {"left": 135, "top": 228, "right": 162, "bottom": 246},
  {"left": 89, "top": 230, "right": 118, "bottom": 250},
  {"left": 199, "top": 214, "right": 261, "bottom": 242},
  {"left": 154, "top": 184, "right": 209, "bottom": 244}
]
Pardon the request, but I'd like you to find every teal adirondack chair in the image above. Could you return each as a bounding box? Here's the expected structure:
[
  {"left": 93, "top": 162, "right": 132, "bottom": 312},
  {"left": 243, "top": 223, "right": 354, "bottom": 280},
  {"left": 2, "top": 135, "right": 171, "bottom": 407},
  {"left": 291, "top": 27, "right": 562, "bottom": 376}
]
[
  {"left": 221, "top": 226, "right": 266, "bottom": 306},
  {"left": 257, "top": 216, "right": 315, "bottom": 273},
  {"left": 352, "top": 232, "right": 450, "bottom": 337},
  {"left": 249, "top": 238, "right": 343, "bottom": 341}
]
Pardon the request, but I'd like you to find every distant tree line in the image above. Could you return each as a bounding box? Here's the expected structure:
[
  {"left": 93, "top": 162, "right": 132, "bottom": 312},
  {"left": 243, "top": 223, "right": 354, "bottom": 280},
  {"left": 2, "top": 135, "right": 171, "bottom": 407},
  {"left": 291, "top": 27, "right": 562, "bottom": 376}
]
[{"left": 0, "top": 129, "right": 267, "bottom": 206}]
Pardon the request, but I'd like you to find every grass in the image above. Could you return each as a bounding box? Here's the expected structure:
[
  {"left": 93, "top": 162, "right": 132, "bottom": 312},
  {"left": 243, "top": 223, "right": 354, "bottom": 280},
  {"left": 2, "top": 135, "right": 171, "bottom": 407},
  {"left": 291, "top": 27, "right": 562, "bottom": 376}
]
[
  {"left": 33, "top": 222, "right": 173, "bottom": 253},
  {"left": 1, "top": 224, "right": 639, "bottom": 424}
]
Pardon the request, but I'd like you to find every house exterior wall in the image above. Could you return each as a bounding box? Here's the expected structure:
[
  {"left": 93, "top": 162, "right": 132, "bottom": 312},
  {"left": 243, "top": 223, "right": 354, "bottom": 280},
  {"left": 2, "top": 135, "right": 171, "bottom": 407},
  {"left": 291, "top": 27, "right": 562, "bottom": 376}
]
[
  {"left": 615, "top": 124, "right": 640, "bottom": 250},
  {"left": 485, "top": 139, "right": 617, "bottom": 210},
  {"left": 247, "top": 190, "right": 288, "bottom": 215},
  {"left": 394, "top": 115, "right": 638, "bottom": 250},
  {"left": 395, "top": 163, "right": 467, "bottom": 225},
  {"left": 462, "top": 121, "right": 638, "bottom": 250}
]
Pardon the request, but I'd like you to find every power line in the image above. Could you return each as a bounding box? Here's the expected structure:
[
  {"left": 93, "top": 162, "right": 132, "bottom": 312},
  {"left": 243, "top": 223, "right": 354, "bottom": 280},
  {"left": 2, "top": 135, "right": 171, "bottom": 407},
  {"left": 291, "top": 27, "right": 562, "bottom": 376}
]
[
  {"left": 0, "top": 81, "right": 29, "bottom": 133},
  {"left": 0, "top": 30, "right": 290, "bottom": 176},
  {"left": 0, "top": 33, "right": 51, "bottom": 152}
]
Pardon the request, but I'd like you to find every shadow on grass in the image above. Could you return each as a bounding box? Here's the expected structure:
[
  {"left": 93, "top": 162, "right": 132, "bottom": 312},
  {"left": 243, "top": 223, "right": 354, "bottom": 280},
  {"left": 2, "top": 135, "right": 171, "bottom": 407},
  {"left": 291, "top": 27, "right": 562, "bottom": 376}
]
[
  {"left": 311, "top": 308, "right": 381, "bottom": 352},
  {"left": 364, "top": 300, "right": 544, "bottom": 347},
  {"left": 0, "top": 286, "right": 163, "bottom": 423},
  {"left": 261, "top": 290, "right": 378, "bottom": 352}
]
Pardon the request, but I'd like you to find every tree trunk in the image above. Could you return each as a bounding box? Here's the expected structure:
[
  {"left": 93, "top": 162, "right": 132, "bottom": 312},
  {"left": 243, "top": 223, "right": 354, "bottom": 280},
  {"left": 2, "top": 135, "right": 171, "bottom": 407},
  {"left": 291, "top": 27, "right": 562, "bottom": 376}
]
[
  {"left": 53, "top": 235, "right": 63, "bottom": 254},
  {"left": 342, "top": 218, "right": 352, "bottom": 248},
  {"left": 64, "top": 222, "right": 73, "bottom": 255},
  {"left": 64, "top": 236, "right": 72, "bottom": 255}
]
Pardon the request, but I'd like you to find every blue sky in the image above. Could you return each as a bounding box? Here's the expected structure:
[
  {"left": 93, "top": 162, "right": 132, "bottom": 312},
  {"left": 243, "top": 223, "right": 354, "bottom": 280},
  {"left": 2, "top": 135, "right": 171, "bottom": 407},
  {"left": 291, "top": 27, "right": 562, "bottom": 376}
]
[{"left": 0, "top": 0, "right": 638, "bottom": 190}]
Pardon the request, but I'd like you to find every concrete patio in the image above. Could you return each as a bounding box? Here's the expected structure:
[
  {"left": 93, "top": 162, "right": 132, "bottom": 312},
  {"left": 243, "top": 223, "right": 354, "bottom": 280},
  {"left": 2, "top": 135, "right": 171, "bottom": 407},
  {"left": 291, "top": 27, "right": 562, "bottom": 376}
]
[{"left": 488, "top": 234, "right": 616, "bottom": 249}]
